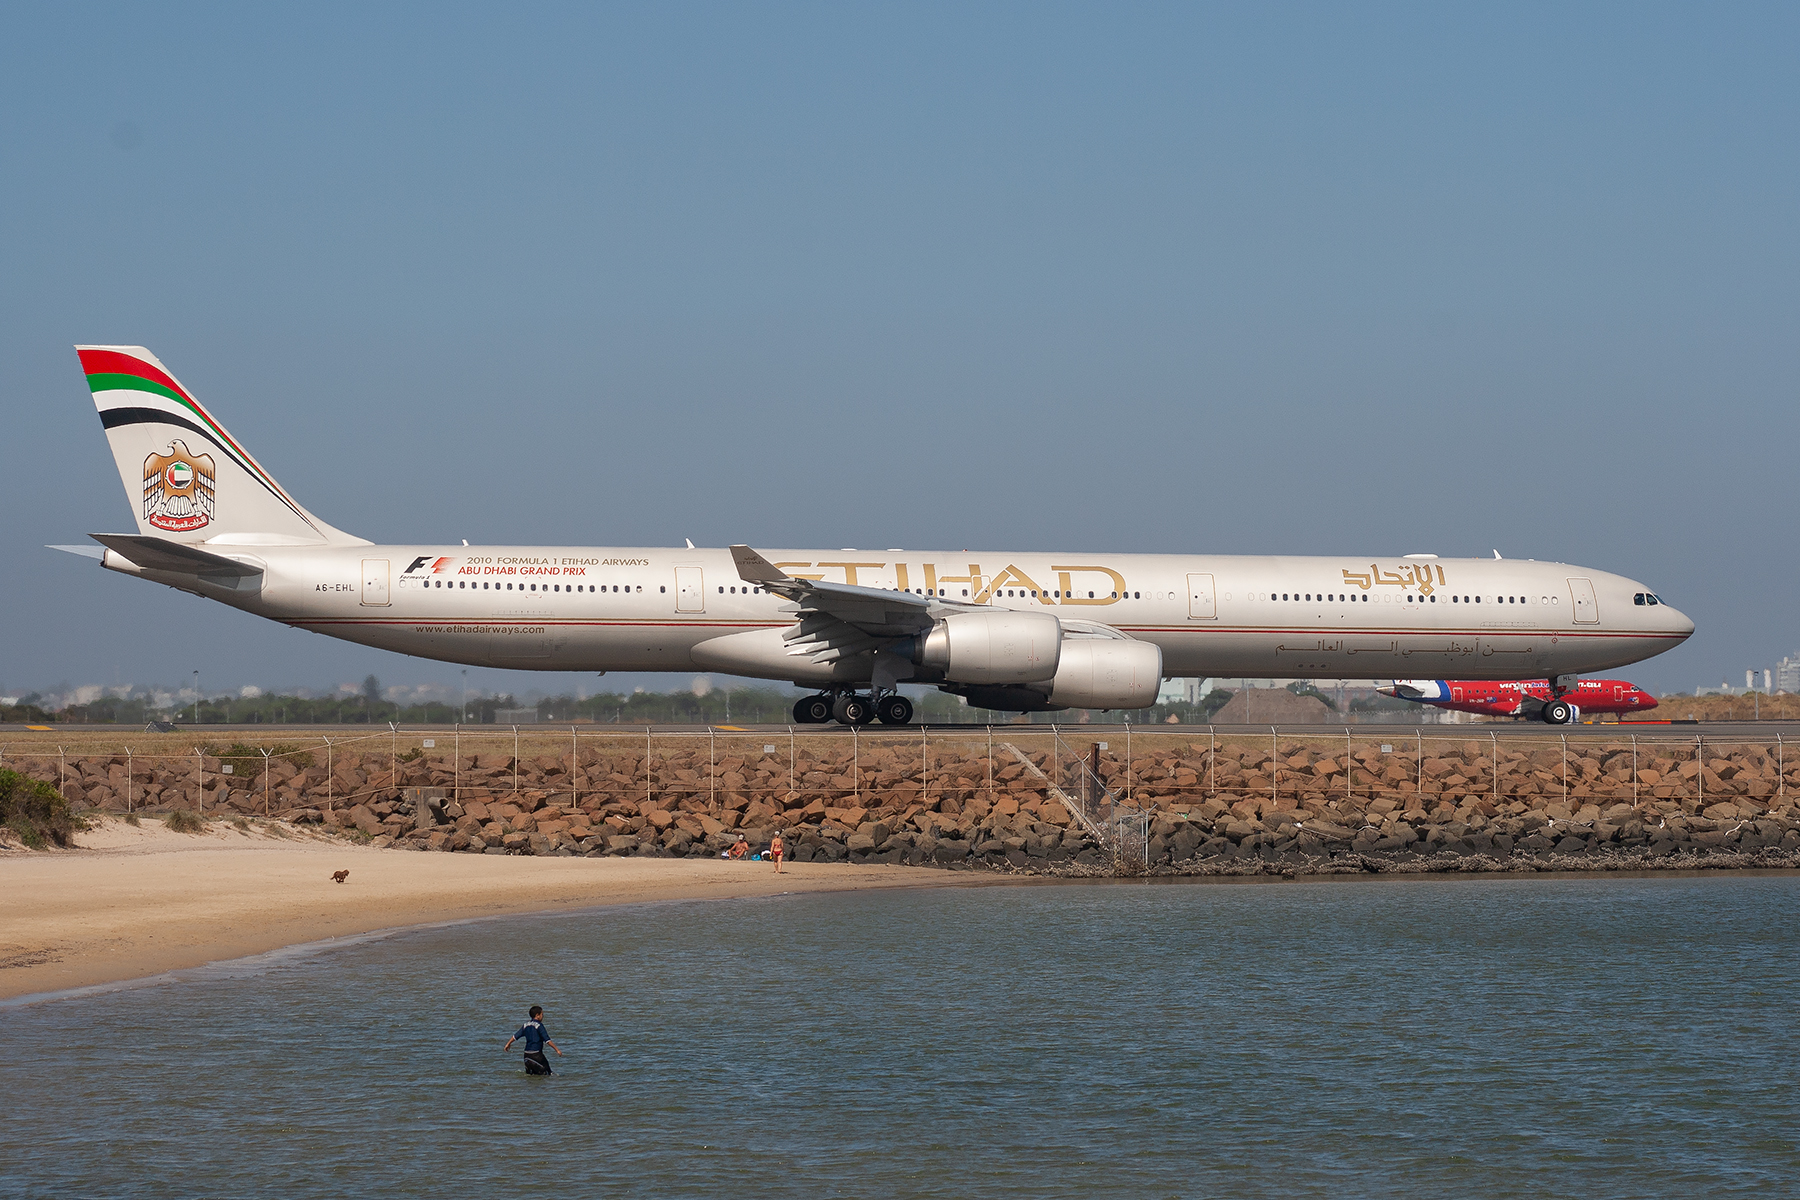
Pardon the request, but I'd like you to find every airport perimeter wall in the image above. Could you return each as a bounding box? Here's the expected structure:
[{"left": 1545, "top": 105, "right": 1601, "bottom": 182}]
[{"left": 4, "top": 727, "right": 1799, "bottom": 873}]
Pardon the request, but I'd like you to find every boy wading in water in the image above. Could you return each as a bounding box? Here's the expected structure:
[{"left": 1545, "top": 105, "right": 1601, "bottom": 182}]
[{"left": 504, "top": 1005, "right": 563, "bottom": 1075}]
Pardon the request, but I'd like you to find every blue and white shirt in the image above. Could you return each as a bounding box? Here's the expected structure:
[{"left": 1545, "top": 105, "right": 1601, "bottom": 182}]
[{"left": 513, "top": 1020, "right": 551, "bottom": 1052}]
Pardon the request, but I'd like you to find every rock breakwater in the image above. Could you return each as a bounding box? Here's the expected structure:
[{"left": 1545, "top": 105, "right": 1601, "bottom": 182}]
[{"left": 7, "top": 732, "right": 1800, "bottom": 875}]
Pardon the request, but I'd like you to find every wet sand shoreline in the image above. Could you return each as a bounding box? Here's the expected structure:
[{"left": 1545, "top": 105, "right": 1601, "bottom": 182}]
[{"left": 0, "top": 817, "right": 958, "bottom": 1003}]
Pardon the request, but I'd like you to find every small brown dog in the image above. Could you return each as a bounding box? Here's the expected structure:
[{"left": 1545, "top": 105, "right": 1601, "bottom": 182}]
[{"left": 331, "top": 869, "right": 350, "bottom": 884}]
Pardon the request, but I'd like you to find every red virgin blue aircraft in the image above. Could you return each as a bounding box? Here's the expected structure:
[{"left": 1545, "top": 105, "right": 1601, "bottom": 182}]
[{"left": 1376, "top": 678, "right": 1658, "bottom": 725}]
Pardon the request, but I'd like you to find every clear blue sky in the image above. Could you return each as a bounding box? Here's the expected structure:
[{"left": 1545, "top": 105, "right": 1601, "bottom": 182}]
[{"left": 4, "top": 2, "right": 1796, "bottom": 698}]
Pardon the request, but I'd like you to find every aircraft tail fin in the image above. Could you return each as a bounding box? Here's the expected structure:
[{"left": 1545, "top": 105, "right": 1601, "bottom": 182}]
[{"left": 76, "top": 346, "right": 367, "bottom": 547}]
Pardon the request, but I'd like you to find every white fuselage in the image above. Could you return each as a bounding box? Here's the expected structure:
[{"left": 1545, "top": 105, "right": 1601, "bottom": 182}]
[{"left": 107, "top": 544, "right": 1694, "bottom": 684}]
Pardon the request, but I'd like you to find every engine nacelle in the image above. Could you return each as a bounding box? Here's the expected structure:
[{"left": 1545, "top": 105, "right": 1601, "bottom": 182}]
[
  {"left": 947, "top": 637, "right": 1162, "bottom": 711},
  {"left": 915, "top": 611, "right": 1061, "bottom": 685},
  {"left": 1044, "top": 638, "right": 1162, "bottom": 709}
]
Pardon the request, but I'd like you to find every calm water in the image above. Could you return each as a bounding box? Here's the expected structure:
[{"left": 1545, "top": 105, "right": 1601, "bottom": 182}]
[{"left": 3, "top": 876, "right": 1798, "bottom": 1198}]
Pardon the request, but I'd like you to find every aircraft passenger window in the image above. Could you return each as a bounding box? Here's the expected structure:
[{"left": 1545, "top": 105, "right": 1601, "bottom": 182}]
[
  {"left": 961, "top": 589, "right": 969, "bottom": 597},
  {"left": 1429, "top": 595, "right": 1436, "bottom": 603},
  {"left": 1088, "top": 592, "right": 1095, "bottom": 598},
  {"left": 1132, "top": 592, "right": 1138, "bottom": 599},
  {"left": 660, "top": 586, "right": 666, "bottom": 593}
]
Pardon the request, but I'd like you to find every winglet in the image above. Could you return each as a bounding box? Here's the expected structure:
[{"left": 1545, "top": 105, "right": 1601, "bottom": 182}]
[{"left": 730, "top": 544, "right": 790, "bottom": 585}]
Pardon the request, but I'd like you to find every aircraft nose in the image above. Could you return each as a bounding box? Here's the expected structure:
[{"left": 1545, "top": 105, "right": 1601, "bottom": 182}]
[{"left": 1664, "top": 604, "right": 1696, "bottom": 640}]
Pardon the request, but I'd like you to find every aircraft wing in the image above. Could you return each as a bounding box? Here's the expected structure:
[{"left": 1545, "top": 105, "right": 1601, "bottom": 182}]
[{"left": 731, "top": 544, "right": 945, "bottom": 664}]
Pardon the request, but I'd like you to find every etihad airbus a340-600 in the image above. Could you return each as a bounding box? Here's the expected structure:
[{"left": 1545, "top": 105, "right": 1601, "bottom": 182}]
[{"left": 51, "top": 347, "right": 1695, "bottom": 725}]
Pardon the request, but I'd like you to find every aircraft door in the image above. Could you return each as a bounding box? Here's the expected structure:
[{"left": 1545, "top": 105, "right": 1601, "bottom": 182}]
[
  {"left": 360, "top": 559, "right": 390, "bottom": 607},
  {"left": 1452, "top": 686, "right": 1464, "bottom": 703},
  {"left": 1567, "top": 577, "right": 1599, "bottom": 624},
  {"left": 675, "top": 566, "right": 705, "bottom": 613},
  {"left": 1187, "top": 573, "right": 1217, "bottom": 619}
]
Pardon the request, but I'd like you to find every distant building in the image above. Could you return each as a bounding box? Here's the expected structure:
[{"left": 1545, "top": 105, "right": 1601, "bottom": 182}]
[
  {"left": 495, "top": 707, "right": 539, "bottom": 724},
  {"left": 1777, "top": 655, "right": 1800, "bottom": 694}
]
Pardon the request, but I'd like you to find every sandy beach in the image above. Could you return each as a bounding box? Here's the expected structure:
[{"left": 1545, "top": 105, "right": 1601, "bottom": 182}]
[{"left": 0, "top": 817, "right": 954, "bottom": 1003}]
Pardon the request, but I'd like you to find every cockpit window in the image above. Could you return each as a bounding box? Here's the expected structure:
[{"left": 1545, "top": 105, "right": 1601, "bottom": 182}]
[
  {"left": 1634, "top": 593, "right": 1646, "bottom": 605},
  {"left": 1648, "top": 594, "right": 1660, "bottom": 605}
]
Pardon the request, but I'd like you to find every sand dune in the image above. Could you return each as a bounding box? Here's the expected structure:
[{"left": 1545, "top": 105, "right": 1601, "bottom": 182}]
[{"left": 0, "top": 817, "right": 948, "bottom": 1003}]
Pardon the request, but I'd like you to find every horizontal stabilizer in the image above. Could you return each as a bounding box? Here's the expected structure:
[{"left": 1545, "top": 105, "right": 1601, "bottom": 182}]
[
  {"left": 88, "top": 533, "right": 264, "bottom": 578},
  {"left": 46, "top": 543, "right": 105, "bottom": 560}
]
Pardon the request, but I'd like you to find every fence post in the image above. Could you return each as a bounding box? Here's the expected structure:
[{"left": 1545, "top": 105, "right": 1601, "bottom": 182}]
[
  {"left": 1345, "top": 727, "right": 1351, "bottom": 802},
  {"left": 1490, "top": 732, "right": 1498, "bottom": 807},
  {"left": 788, "top": 726, "right": 795, "bottom": 796},
  {"left": 1697, "top": 735, "right": 1704, "bottom": 808},
  {"left": 1779, "top": 733, "right": 1785, "bottom": 801},
  {"left": 1561, "top": 734, "right": 1568, "bottom": 805},
  {"left": 261, "top": 747, "right": 272, "bottom": 818},
  {"left": 645, "top": 726, "right": 653, "bottom": 807},
  {"left": 853, "top": 724, "right": 860, "bottom": 802},
  {"left": 59, "top": 745, "right": 66, "bottom": 800},
  {"left": 1416, "top": 729, "right": 1423, "bottom": 797},
  {"left": 513, "top": 726, "right": 520, "bottom": 793},
  {"left": 451, "top": 727, "right": 457, "bottom": 806},
  {"left": 126, "top": 747, "right": 133, "bottom": 814},
  {"left": 1631, "top": 734, "right": 1638, "bottom": 805},
  {"left": 1270, "top": 726, "right": 1277, "bottom": 805},
  {"left": 572, "top": 726, "right": 579, "bottom": 808},
  {"left": 987, "top": 725, "right": 994, "bottom": 803},
  {"left": 1126, "top": 722, "right": 1132, "bottom": 802},
  {"left": 194, "top": 747, "right": 202, "bottom": 816},
  {"left": 708, "top": 726, "right": 715, "bottom": 806},
  {"left": 390, "top": 722, "right": 398, "bottom": 795},
  {"left": 921, "top": 726, "right": 927, "bottom": 802}
]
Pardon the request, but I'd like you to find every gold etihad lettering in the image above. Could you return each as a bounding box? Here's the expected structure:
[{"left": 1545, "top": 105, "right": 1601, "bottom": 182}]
[
  {"left": 770, "top": 561, "right": 1131, "bottom": 604},
  {"left": 814, "top": 561, "right": 887, "bottom": 586},
  {"left": 1342, "top": 563, "right": 1449, "bottom": 596},
  {"left": 1053, "top": 565, "right": 1126, "bottom": 605},
  {"left": 977, "top": 564, "right": 1052, "bottom": 605}
]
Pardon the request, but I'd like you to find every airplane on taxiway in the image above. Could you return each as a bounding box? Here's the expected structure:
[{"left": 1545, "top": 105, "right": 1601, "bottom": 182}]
[
  {"left": 51, "top": 346, "right": 1696, "bottom": 726},
  {"left": 1377, "top": 677, "right": 1660, "bottom": 725}
]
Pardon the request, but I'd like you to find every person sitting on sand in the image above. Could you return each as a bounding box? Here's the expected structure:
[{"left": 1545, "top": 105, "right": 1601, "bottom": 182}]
[
  {"left": 504, "top": 1005, "right": 563, "bottom": 1075},
  {"left": 727, "top": 835, "right": 750, "bottom": 859}
]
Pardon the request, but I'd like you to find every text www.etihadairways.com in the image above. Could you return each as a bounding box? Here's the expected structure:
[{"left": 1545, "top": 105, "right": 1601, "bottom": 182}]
[{"left": 412, "top": 626, "right": 548, "bottom": 636}]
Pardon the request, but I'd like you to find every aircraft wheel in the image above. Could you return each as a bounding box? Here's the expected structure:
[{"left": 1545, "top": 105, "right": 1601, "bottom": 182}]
[
  {"left": 793, "top": 695, "right": 832, "bottom": 724},
  {"left": 877, "top": 695, "right": 914, "bottom": 726},
  {"left": 832, "top": 694, "right": 873, "bottom": 726},
  {"left": 1542, "top": 699, "right": 1573, "bottom": 725}
]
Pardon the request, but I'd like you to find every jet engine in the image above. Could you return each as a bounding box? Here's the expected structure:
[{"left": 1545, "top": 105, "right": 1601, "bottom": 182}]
[
  {"left": 912, "top": 611, "right": 1062, "bottom": 685},
  {"left": 945, "top": 636, "right": 1162, "bottom": 711}
]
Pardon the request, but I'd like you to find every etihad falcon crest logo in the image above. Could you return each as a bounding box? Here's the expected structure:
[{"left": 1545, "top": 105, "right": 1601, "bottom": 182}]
[{"left": 143, "top": 440, "right": 216, "bottom": 532}]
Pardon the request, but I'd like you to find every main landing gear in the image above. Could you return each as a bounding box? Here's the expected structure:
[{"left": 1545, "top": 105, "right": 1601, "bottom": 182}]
[
  {"left": 791, "top": 692, "right": 914, "bottom": 726},
  {"left": 1540, "top": 699, "right": 1575, "bottom": 725}
]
